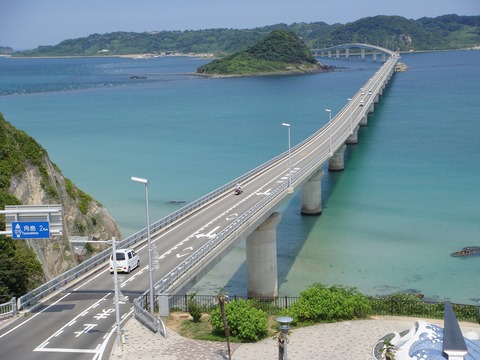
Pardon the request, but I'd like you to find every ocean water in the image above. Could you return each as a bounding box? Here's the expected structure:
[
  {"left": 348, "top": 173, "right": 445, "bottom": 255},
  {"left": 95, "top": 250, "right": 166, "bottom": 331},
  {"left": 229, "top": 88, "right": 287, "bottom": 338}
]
[{"left": 1, "top": 51, "right": 479, "bottom": 304}]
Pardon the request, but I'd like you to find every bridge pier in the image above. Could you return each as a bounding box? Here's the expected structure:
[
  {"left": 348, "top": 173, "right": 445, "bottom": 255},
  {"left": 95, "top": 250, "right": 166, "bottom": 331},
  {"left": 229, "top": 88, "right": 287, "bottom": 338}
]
[
  {"left": 368, "top": 103, "right": 374, "bottom": 114},
  {"left": 301, "top": 169, "right": 324, "bottom": 215},
  {"left": 328, "top": 144, "right": 346, "bottom": 171},
  {"left": 373, "top": 50, "right": 377, "bottom": 62},
  {"left": 346, "top": 125, "right": 360, "bottom": 144},
  {"left": 336, "top": 49, "right": 340, "bottom": 59},
  {"left": 345, "top": 48, "right": 350, "bottom": 60},
  {"left": 361, "top": 48, "right": 365, "bottom": 61},
  {"left": 359, "top": 113, "right": 368, "bottom": 126},
  {"left": 246, "top": 212, "right": 281, "bottom": 297}
]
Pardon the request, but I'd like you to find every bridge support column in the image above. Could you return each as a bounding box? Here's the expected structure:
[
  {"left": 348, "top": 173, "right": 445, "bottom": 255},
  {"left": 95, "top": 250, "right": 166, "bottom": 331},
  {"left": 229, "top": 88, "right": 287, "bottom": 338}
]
[
  {"left": 359, "top": 114, "right": 368, "bottom": 126},
  {"left": 328, "top": 144, "right": 346, "bottom": 171},
  {"left": 373, "top": 51, "right": 378, "bottom": 62},
  {"left": 328, "top": 50, "right": 332, "bottom": 58},
  {"left": 382, "top": 53, "right": 386, "bottom": 62},
  {"left": 301, "top": 169, "right": 324, "bottom": 215},
  {"left": 336, "top": 49, "right": 340, "bottom": 59},
  {"left": 346, "top": 125, "right": 360, "bottom": 144},
  {"left": 345, "top": 48, "right": 350, "bottom": 60},
  {"left": 368, "top": 103, "right": 374, "bottom": 114},
  {"left": 246, "top": 212, "right": 281, "bottom": 297},
  {"left": 361, "top": 48, "right": 365, "bottom": 61}
]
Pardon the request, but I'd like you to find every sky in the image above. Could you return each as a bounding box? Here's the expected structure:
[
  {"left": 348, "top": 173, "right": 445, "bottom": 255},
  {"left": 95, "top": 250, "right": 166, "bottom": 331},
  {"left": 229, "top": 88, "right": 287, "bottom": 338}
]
[{"left": 1, "top": 0, "right": 478, "bottom": 50}]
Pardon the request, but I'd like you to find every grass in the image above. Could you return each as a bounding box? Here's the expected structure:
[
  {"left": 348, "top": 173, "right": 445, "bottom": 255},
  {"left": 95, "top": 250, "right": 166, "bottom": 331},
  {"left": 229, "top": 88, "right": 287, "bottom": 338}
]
[{"left": 164, "top": 311, "right": 282, "bottom": 343}]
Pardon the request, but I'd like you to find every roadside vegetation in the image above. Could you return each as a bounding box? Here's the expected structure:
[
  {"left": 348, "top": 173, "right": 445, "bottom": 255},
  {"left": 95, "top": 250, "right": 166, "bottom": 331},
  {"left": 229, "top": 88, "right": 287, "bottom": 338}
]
[{"left": 165, "top": 283, "right": 478, "bottom": 344}]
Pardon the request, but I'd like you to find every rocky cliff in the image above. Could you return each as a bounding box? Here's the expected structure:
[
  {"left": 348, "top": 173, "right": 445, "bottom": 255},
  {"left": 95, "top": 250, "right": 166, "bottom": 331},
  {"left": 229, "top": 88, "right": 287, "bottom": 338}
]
[{"left": 1, "top": 113, "right": 121, "bottom": 280}]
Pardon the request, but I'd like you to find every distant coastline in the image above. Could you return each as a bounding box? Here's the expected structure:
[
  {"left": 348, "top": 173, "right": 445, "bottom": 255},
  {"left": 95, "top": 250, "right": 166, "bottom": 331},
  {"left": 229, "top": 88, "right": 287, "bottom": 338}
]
[{"left": 1, "top": 52, "right": 215, "bottom": 59}]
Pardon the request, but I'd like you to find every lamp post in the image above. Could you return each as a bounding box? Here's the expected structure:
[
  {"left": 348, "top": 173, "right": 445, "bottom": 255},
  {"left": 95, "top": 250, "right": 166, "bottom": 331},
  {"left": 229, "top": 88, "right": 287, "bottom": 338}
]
[
  {"left": 325, "top": 109, "right": 332, "bottom": 155},
  {"left": 131, "top": 176, "right": 155, "bottom": 315},
  {"left": 276, "top": 316, "right": 293, "bottom": 360},
  {"left": 281, "top": 123, "right": 292, "bottom": 191}
]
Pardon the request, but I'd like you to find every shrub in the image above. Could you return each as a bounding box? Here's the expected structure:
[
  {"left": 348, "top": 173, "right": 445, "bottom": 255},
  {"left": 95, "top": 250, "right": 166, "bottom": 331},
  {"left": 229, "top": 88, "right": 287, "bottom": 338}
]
[
  {"left": 282, "top": 283, "right": 371, "bottom": 324},
  {"left": 210, "top": 299, "right": 268, "bottom": 342},
  {"left": 187, "top": 294, "right": 203, "bottom": 323}
]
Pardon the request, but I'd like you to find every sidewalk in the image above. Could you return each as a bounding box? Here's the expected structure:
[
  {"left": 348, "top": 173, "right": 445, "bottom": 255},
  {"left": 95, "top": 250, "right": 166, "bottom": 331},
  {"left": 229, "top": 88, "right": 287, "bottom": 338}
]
[{"left": 111, "top": 316, "right": 480, "bottom": 359}]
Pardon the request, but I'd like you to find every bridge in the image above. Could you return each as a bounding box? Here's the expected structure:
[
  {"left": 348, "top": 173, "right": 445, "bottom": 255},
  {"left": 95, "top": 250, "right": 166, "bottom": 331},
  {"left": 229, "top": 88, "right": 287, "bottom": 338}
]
[
  {"left": 1, "top": 44, "right": 399, "bottom": 359},
  {"left": 141, "top": 45, "right": 400, "bottom": 299},
  {"left": 311, "top": 43, "right": 397, "bottom": 62}
]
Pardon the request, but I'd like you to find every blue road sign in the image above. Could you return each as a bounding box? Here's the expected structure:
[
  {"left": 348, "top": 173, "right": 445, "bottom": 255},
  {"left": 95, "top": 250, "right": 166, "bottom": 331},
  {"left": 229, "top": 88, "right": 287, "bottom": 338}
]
[{"left": 12, "top": 221, "right": 50, "bottom": 239}]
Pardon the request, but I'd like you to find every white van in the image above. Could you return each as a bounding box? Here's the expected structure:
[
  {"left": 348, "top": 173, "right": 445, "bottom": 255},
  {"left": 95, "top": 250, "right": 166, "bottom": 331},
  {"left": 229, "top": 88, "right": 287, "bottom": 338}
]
[{"left": 109, "top": 248, "right": 140, "bottom": 274}]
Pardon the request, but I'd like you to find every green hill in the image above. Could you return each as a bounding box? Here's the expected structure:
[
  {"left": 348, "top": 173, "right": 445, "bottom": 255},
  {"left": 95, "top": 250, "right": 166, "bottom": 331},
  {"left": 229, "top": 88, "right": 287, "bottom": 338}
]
[
  {"left": 196, "top": 30, "right": 330, "bottom": 76},
  {"left": 6, "top": 15, "right": 480, "bottom": 57}
]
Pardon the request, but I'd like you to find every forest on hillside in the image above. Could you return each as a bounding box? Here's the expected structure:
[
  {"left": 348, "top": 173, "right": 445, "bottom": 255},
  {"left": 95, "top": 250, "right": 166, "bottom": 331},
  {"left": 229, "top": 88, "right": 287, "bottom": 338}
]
[{"left": 5, "top": 14, "right": 480, "bottom": 57}]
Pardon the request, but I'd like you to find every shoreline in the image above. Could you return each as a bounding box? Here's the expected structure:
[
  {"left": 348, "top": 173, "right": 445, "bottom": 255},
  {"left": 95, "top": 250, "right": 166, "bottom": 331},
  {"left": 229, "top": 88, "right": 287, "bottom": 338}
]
[
  {"left": 0, "top": 52, "right": 215, "bottom": 60},
  {"left": 2, "top": 47, "right": 479, "bottom": 60}
]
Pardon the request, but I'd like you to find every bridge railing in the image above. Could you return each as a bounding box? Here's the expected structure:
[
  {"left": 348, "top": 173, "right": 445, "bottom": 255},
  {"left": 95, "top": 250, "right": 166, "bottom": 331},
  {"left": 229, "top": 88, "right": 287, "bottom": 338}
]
[{"left": 0, "top": 297, "right": 16, "bottom": 319}]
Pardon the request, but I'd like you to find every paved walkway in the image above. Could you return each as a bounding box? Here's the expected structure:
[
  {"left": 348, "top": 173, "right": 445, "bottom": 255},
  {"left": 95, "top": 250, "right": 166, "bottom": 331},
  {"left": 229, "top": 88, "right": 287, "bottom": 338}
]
[{"left": 111, "top": 316, "right": 480, "bottom": 359}]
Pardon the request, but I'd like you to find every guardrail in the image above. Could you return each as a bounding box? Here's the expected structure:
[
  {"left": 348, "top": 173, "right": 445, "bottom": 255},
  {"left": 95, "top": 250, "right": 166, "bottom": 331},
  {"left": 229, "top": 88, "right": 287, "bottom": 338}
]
[{"left": 0, "top": 297, "right": 16, "bottom": 319}]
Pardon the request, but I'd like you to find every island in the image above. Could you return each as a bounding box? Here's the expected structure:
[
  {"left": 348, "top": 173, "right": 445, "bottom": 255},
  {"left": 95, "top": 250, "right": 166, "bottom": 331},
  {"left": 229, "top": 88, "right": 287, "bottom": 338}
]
[{"left": 196, "top": 30, "right": 333, "bottom": 77}]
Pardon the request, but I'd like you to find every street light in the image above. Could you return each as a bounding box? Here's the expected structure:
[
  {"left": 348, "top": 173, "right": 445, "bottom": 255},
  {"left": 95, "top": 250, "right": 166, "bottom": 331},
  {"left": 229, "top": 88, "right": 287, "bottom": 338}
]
[
  {"left": 131, "top": 176, "right": 155, "bottom": 315},
  {"left": 325, "top": 109, "right": 332, "bottom": 155},
  {"left": 276, "top": 316, "right": 293, "bottom": 360},
  {"left": 281, "top": 123, "right": 293, "bottom": 192}
]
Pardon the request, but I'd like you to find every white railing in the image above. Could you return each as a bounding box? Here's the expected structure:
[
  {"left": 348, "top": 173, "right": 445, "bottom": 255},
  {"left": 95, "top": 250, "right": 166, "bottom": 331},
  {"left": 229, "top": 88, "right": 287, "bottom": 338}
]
[{"left": 0, "top": 297, "right": 16, "bottom": 319}]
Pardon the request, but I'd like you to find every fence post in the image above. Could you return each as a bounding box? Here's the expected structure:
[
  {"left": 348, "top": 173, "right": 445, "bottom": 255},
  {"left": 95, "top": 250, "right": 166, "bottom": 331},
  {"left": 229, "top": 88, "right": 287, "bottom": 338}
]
[{"left": 12, "top": 297, "right": 17, "bottom": 316}]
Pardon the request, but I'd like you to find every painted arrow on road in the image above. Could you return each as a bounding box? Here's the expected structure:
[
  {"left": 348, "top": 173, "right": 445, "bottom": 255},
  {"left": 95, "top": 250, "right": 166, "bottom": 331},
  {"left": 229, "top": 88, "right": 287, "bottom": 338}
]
[
  {"left": 195, "top": 226, "right": 220, "bottom": 239},
  {"left": 176, "top": 247, "right": 194, "bottom": 258}
]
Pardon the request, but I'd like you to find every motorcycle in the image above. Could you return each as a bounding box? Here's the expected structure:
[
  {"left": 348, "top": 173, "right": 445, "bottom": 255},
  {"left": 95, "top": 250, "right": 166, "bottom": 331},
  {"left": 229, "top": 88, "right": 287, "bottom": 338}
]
[{"left": 234, "top": 187, "right": 243, "bottom": 195}]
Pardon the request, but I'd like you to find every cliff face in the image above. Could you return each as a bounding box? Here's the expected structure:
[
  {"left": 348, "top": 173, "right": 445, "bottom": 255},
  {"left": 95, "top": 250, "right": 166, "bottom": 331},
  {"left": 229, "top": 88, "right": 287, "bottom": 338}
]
[{"left": 1, "top": 114, "right": 121, "bottom": 280}]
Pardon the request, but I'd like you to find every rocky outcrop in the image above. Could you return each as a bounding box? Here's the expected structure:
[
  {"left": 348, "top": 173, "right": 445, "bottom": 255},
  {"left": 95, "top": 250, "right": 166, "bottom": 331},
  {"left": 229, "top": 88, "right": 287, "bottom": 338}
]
[
  {"left": 395, "top": 62, "right": 408, "bottom": 72},
  {"left": 9, "top": 158, "right": 121, "bottom": 279},
  {"left": 3, "top": 127, "right": 121, "bottom": 280}
]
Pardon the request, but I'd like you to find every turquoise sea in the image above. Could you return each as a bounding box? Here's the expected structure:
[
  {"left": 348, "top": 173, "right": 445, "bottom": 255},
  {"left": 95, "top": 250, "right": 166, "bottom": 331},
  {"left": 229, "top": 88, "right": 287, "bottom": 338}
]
[{"left": 1, "top": 50, "right": 479, "bottom": 304}]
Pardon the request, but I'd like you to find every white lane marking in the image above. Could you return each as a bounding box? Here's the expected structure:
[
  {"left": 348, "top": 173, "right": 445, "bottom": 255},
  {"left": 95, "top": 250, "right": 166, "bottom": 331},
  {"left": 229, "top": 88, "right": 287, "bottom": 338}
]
[
  {"left": 34, "top": 347, "right": 98, "bottom": 353},
  {"left": 0, "top": 292, "right": 71, "bottom": 339},
  {"left": 33, "top": 293, "right": 111, "bottom": 352},
  {"left": 256, "top": 189, "right": 271, "bottom": 195}
]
